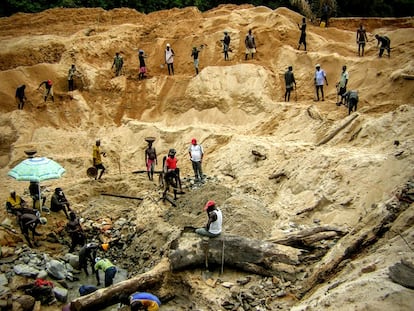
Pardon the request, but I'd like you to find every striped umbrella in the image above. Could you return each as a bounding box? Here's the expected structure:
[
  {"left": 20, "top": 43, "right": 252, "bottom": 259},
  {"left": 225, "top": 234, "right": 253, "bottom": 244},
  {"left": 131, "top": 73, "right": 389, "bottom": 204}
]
[{"left": 8, "top": 157, "right": 65, "bottom": 182}]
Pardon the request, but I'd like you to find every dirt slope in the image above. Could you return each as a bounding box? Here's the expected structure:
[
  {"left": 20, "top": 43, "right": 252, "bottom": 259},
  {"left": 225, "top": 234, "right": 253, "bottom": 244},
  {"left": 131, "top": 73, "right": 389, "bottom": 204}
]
[{"left": 0, "top": 5, "right": 413, "bottom": 311}]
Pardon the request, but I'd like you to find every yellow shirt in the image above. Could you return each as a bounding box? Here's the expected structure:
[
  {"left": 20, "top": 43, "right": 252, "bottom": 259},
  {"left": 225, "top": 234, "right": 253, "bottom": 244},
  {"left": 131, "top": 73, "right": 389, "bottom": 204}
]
[
  {"left": 7, "top": 195, "right": 22, "bottom": 208},
  {"left": 93, "top": 145, "right": 102, "bottom": 165}
]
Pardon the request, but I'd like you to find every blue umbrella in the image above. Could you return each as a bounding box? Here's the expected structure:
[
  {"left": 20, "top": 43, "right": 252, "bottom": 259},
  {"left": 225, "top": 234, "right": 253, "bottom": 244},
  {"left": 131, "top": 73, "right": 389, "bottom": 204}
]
[{"left": 8, "top": 157, "right": 65, "bottom": 182}]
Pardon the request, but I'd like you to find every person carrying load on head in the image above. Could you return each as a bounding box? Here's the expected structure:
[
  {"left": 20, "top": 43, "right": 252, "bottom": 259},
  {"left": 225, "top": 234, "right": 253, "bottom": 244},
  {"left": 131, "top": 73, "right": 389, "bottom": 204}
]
[
  {"left": 195, "top": 200, "right": 222, "bottom": 238},
  {"left": 145, "top": 139, "right": 157, "bottom": 181}
]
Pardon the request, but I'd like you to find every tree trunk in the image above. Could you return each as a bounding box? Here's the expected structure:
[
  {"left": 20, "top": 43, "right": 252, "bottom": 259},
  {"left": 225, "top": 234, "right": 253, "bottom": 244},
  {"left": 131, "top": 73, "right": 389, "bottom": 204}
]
[
  {"left": 70, "top": 258, "right": 170, "bottom": 311},
  {"left": 168, "top": 233, "right": 303, "bottom": 276}
]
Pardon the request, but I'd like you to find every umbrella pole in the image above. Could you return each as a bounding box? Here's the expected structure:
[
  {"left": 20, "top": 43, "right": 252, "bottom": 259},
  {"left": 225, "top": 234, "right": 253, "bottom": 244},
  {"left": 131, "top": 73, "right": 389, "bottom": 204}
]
[{"left": 38, "top": 183, "right": 42, "bottom": 215}]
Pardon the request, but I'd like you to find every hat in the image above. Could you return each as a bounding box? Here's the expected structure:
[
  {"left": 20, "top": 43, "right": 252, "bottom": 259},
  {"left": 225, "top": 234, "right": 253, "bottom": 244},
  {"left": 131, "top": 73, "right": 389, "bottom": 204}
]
[
  {"left": 95, "top": 257, "right": 101, "bottom": 263},
  {"left": 101, "top": 243, "right": 109, "bottom": 251},
  {"left": 139, "top": 49, "right": 144, "bottom": 54},
  {"left": 10, "top": 189, "right": 15, "bottom": 194},
  {"left": 203, "top": 200, "right": 215, "bottom": 211},
  {"left": 166, "top": 43, "right": 170, "bottom": 47},
  {"left": 315, "top": 64, "right": 320, "bottom": 68},
  {"left": 191, "top": 138, "right": 197, "bottom": 144},
  {"left": 39, "top": 217, "right": 47, "bottom": 225},
  {"left": 47, "top": 79, "right": 52, "bottom": 85}
]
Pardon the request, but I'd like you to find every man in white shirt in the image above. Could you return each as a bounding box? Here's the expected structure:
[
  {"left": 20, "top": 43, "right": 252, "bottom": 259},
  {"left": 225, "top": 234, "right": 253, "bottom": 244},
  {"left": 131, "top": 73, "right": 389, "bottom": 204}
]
[
  {"left": 188, "top": 138, "right": 204, "bottom": 181},
  {"left": 196, "top": 200, "right": 222, "bottom": 237},
  {"left": 314, "top": 64, "right": 328, "bottom": 101}
]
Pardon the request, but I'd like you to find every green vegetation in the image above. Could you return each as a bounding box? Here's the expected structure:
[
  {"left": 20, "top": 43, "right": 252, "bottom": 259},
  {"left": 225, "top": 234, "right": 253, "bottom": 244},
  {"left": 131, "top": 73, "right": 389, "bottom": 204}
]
[{"left": 1, "top": 0, "right": 412, "bottom": 18}]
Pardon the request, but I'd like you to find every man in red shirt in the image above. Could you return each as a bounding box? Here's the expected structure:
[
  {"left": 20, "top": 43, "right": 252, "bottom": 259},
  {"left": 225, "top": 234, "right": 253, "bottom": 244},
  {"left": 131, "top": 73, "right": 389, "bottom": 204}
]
[{"left": 165, "top": 149, "right": 182, "bottom": 191}]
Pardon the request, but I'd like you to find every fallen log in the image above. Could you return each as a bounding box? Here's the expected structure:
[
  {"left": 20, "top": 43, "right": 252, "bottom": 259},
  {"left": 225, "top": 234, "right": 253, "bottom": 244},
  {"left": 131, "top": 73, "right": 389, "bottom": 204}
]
[
  {"left": 267, "top": 226, "right": 347, "bottom": 247},
  {"left": 316, "top": 113, "right": 358, "bottom": 146},
  {"left": 132, "top": 170, "right": 163, "bottom": 174},
  {"left": 298, "top": 195, "right": 408, "bottom": 298},
  {"left": 70, "top": 258, "right": 170, "bottom": 311},
  {"left": 101, "top": 193, "right": 143, "bottom": 200},
  {"left": 168, "top": 232, "right": 303, "bottom": 276}
]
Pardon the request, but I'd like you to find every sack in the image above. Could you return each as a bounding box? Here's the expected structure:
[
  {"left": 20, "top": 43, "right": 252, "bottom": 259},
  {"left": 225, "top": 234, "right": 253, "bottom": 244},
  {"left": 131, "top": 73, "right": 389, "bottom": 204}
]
[{"left": 79, "top": 285, "right": 97, "bottom": 296}]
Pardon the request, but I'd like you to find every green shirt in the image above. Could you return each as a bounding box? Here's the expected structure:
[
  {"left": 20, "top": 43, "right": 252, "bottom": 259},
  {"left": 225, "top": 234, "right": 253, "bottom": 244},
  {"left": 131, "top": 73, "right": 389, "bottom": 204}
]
[{"left": 94, "top": 258, "right": 114, "bottom": 272}]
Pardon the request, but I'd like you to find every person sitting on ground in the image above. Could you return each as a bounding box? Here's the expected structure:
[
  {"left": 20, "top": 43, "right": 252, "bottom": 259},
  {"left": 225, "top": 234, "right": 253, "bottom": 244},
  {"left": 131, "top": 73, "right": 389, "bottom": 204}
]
[
  {"left": 195, "top": 200, "right": 222, "bottom": 238},
  {"left": 119, "top": 292, "right": 162, "bottom": 311},
  {"left": 343, "top": 90, "right": 359, "bottom": 115},
  {"left": 6, "top": 190, "right": 26, "bottom": 215},
  {"left": 66, "top": 211, "right": 85, "bottom": 253},
  {"left": 375, "top": 34, "right": 391, "bottom": 58},
  {"left": 79, "top": 242, "right": 108, "bottom": 276},
  {"left": 94, "top": 257, "right": 117, "bottom": 287},
  {"left": 50, "top": 187, "right": 71, "bottom": 219},
  {"left": 165, "top": 148, "right": 182, "bottom": 191},
  {"left": 29, "top": 181, "right": 47, "bottom": 210},
  {"left": 18, "top": 212, "right": 47, "bottom": 248}
]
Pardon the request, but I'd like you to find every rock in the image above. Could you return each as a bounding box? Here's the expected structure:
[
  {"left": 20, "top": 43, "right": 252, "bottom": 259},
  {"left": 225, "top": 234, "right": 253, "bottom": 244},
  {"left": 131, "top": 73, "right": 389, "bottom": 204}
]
[
  {"left": 361, "top": 264, "right": 376, "bottom": 274},
  {"left": 53, "top": 286, "right": 68, "bottom": 302},
  {"left": 221, "top": 282, "right": 234, "bottom": 288},
  {"left": 13, "top": 264, "right": 40, "bottom": 277},
  {"left": 15, "top": 295, "right": 35, "bottom": 311},
  {"left": 63, "top": 253, "right": 79, "bottom": 269},
  {"left": 46, "top": 259, "right": 66, "bottom": 280},
  {"left": 37, "top": 270, "right": 48, "bottom": 279},
  {"left": 389, "top": 260, "right": 414, "bottom": 289},
  {"left": 0, "top": 274, "right": 8, "bottom": 286}
]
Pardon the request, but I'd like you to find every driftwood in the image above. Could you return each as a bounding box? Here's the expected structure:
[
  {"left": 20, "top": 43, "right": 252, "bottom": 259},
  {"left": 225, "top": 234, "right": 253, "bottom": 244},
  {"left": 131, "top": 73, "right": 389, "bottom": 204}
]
[
  {"left": 132, "top": 170, "right": 163, "bottom": 174},
  {"left": 168, "top": 233, "right": 303, "bottom": 277},
  {"left": 101, "top": 193, "right": 143, "bottom": 200},
  {"left": 401, "top": 74, "right": 414, "bottom": 80},
  {"left": 316, "top": 113, "right": 358, "bottom": 146},
  {"left": 70, "top": 258, "right": 170, "bottom": 311},
  {"left": 267, "top": 226, "right": 347, "bottom": 248}
]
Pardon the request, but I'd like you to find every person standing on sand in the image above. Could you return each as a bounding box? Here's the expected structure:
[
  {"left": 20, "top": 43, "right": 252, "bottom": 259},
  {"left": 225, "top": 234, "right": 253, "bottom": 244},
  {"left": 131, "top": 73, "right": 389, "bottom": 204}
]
[
  {"left": 336, "top": 65, "right": 348, "bottom": 106},
  {"left": 195, "top": 200, "right": 222, "bottom": 238},
  {"left": 188, "top": 138, "right": 204, "bottom": 182},
  {"left": 145, "top": 140, "right": 157, "bottom": 181},
  {"left": 68, "top": 64, "right": 78, "bottom": 92},
  {"left": 222, "top": 31, "right": 231, "bottom": 61},
  {"left": 37, "top": 79, "right": 54, "bottom": 102},
  {"left": 93, "top": 139, "right": 106, "bottom": 180},
  {"left": 244, "top": 29, "right": 256, "bottom": 60},
  {"left": 15, "top": 84, "right": 27, "bottom": 110},
  {"left": 284, "top": 66, "right": 296, "bottom": 102},
  {"left": 112, "top": 52, "right": 124, "bottom": 76},
  {"left": 191, "top": 46, "right": 201, "bottom": 75},
  {"left": 314, "top": 64, "right": 328, "bottom": 101},
  {"left": 138, "top": 50, "right": 147, "bottom": 80},
  {"left": 297, "top": 17, "right": 307, "bottom": 51},
  {"left": 356, "top": 23, "right": 368, "bottom": 56},
  {"left": 165, "top": 43, "right": 175, "bottom": 75}
]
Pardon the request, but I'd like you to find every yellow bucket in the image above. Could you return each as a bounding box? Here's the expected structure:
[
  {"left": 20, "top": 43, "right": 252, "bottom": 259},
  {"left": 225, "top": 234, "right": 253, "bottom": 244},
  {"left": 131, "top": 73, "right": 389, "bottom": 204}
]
[{"left": 320, "top": 21, "right": 326, "bottom": 28}]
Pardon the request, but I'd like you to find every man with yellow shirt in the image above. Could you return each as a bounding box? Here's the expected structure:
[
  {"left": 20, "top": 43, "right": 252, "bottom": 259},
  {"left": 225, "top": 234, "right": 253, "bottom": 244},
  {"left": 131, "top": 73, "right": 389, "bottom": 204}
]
[
  {"left": 92, "top": 139, "right": 106, "bottom": 180},
  {"left": 94, "top": 257, "right": 116, "bottom": 287},
  {"left": 6, "top": 190, "right": 26, "bottom": 215}
]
